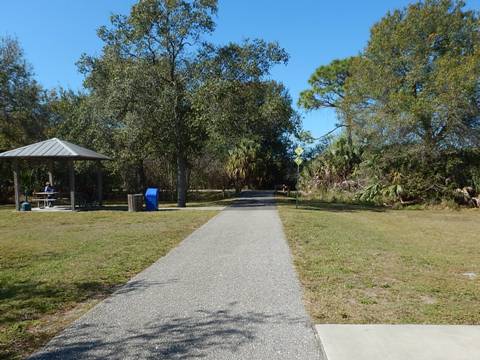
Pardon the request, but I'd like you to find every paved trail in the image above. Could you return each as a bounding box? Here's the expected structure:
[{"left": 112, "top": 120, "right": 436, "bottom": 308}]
[{"left": 32, "top": 192, "right": 322, "bottom": 359}]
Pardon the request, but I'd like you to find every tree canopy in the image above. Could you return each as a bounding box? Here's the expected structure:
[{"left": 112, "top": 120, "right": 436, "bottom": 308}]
[
  {"left": 0, "top": 37, "right": 48, "bottom": 150},
  {"left": 300, "top": 0, "right": 480, "bottom": 205},
  {"left": 347, "top": 0, "right": 480, "bottom": 152},
  {"left": 3, "top": 0, "right": 479, "bottom": 207},
  {"left": 299, "top": 57, "right": 354, "bottom": 111},
  {"left": 24, "top": 0, "right": 299, "bottom": 203}
]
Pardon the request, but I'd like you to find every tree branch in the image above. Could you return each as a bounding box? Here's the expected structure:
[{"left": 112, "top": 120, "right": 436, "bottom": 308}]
[{"left": 312, "top": 124, "right": 347, "bottom": 140}]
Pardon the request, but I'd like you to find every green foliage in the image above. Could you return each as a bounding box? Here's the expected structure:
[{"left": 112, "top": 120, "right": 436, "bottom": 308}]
[
  {"left": 303, "top": 140, "right": 480, "bottom": 205},
  {"left": 0, "top": 37, "right": 48, "bottom": 151},
  {"left": 0, "top": 37, "right": 50, "bottom": 202},
  {"left": 196, "top": 39, "right": 289, "bottom": 82},
  {"left": 0, "top": 3, "right": 299, "bottom": 204},
  {"left": 225, "top": 138, "right": 260, "bottom": 193},
  {"left": 299, "top": 57, "right": 358, "bottom": 146},
  {"left": 300, "top": 136, "right": 362, "bottom": 193},
  {"left": 347, "top": 0, "right": 480, "bottom": 150},
  {"left": 69, "top": 1, "right": 298, "bottom": 199},
  {"left": 192, "top": 40, "right": 299, "bottom": 189},
  {"left": 299, "top": 57, "right": 355, "bottom": 111},
  {"left": 301, "top": 0, "right": 480, "bottom": 206},
  {"left": 77, "top": 0, "right": 219, "bottom": 206}
]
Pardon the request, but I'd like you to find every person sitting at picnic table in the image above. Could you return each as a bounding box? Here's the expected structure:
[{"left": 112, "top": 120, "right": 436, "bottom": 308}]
[{"left": 44, "top": 182, "right": 55, "bottom": 207}]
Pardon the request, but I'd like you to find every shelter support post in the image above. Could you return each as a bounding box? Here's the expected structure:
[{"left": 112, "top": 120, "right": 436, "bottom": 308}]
[
  {"left": 13, "top": 160, "right": 20, "bottom": 211},
  {"left": 97, "top": 162, "right": 103, "bottom": 206},
  {"left": 48, "top": 160, "right": 54, "bottom": 185},
  {"left": 68, "top": 160, "right": 75, "bottom": 211}
]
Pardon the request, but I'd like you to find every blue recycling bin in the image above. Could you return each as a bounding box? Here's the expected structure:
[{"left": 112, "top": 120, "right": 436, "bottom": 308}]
[{"left": 145, "top": 188, "right": 159, "bottom": 211}]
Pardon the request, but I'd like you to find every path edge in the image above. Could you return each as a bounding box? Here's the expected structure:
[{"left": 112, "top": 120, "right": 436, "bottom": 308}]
[
  {"left": 273, "top": 194, "right": 328, "bottom": 360},
  {"left": 29, "top": 208, "right": 224, "bottom": 359}
]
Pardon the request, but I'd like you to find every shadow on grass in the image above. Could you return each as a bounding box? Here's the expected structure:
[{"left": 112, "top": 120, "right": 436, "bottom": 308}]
[
  {"left": 0, "top": 281, "right": 112, "bottom": 326},
  {"left": 275, "top": 196, "right": 386, "bottom": 213},
  {"left": 0, "top": 277, "right": 181, "bottom": 359},
  {"left": 30, "top": 302, "right": 307, "bottom": 360},
  {"left": 0, "top": 278, "right": 177, "bottom": 326},
  {"left": 0, "top": 204, "right": 15, "bottom": 211}
]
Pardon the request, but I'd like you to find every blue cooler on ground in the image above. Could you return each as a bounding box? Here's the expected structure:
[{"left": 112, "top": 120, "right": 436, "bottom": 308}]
[
  {"left": 145, "top": 188, "right": 159, "bottom": 211},
  {"left": 20, "top": 202, "right": 31, "bottom": 211}
]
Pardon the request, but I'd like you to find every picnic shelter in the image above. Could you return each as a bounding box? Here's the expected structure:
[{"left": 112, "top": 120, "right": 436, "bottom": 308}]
[{"left": 0, "top": 138, "right": 110, "bottom": 211}]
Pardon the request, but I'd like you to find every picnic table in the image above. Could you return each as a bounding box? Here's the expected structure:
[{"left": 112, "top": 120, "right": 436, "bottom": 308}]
[{"left": 31, "top": 192, "right": 59, "bottom": 208}]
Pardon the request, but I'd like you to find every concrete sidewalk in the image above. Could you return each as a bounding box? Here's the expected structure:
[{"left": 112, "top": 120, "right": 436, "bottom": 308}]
[
  {"left": 316, "top": 324, "right": 480, "bottom": 360},
  {"left": 31, "top": 191, "right": 322, "bottom": 359}
]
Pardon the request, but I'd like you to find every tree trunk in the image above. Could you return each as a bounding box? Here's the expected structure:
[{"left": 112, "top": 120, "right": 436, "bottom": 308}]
[
  {"left": 170, "top": 58, "right": 187, "bottom": 208},
  {"left": 137, "top": 160, "right": 146, "bottom": 194},
  {"left": 13, "top": 160, "right": 20, "bottom": 211},
  {"left": 177, "top": 153, "right": 187, "bottom": 207},
  {"left": 344, "top": 111, "right": 354, "bottom": 161},
  {"left": 421, "top": 116, "right": 435, "bottom": 153}
]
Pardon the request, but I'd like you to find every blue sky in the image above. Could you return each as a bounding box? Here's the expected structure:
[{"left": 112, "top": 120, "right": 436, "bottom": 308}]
[{"left": 1, "top": 0, "right": 479, "bottom": 137}]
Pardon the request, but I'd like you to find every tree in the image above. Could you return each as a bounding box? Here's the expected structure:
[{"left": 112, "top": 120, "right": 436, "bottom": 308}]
[
  {"left": 225, "top": 138, "right": 260, "bottom": 193},
  {"left": 299, "top": 57, "right": 356, "bottom": 145},
  {"left": 346, "top": 0, "right": 480, "bottom": 153},
  {"left": 192, "top": 40, "right": 299, "bottom": 189},
  {"left": 299, "top": 0, "right": 480, "bottom": 205},
  {"left": 79, "top": 0, "right": 218, "bottom": 207},
  {"left": 0, "top": 36, "right": 48, "bottom": 150},
  {"left": 299, "top": 135, "right": 362, "bottom": 193},
  {"left": 0, "top": 36, "right": 49, "bottom": 202},
  {"left": 299, "top": 57, "right": 353, "bottom": 110}
]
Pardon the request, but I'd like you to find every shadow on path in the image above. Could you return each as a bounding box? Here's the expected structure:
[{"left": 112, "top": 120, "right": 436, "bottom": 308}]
[
  {"left": 31, "top": 303, "right": 307, "bottom": 359},
  {"left": 226, "top": 191, "right": 277, "bottom": 210}
]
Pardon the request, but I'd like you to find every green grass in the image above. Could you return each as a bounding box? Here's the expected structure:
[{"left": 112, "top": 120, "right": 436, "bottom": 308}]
[
  {"left": 0, "top": 209, "right": 217, "bottom": 359},
  {"left": 277, "top": 198, "right": 480, "bottom": 325}
]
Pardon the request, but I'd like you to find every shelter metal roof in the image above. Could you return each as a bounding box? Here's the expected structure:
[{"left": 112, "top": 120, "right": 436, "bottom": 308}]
[{"left": 0, "top": 138, "right": 110, "bottom": 160}]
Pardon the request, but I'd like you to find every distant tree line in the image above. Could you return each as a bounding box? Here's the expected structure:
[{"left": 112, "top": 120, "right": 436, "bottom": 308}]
[
  {"left": 0, "top": 0, "right": 300, "bottom": 205},
  {"left": 299, "top": 0, "right": 480, "bottom": 206}
]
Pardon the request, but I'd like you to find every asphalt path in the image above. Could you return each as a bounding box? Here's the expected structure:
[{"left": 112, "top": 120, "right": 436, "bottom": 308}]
[{"left": 31, "top": 191, "right": 322, "bottom": 359}]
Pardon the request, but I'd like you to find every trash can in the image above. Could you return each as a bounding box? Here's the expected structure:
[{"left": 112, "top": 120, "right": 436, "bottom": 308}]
[
  {"left": 145, "top": 188, "right": 159, "bottom": 211},
  {"left": 127, "top": 194, "right": 143, "bottom": 212}
]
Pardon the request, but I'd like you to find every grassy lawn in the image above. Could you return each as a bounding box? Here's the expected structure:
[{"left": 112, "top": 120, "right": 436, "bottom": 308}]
[
  {"left": 278, "top": 198, "right": 480, "bottom": 325},
  {"left": 0, "top": 208, "right": 217, "bottom": 359}
]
